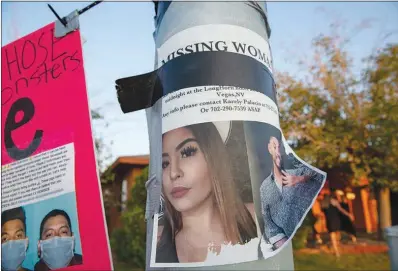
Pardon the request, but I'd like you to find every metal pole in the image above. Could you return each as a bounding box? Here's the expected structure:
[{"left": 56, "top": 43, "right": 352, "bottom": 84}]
[
  {"left": 145, "top": 2, "right": 294, "bottom": 270},
  {"left": 48, "top": 1, "right": 103, "bottom": 28},
  {"left": 77, "top": 1, "right": 103, "bottom": 15}
]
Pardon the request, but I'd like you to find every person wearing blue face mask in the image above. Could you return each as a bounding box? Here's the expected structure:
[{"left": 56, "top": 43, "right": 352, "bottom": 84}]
[
  {"left": 1, "top": 207, "right": 32, "bottom": 271},
  {"left": 34, "top": 209, "right": 82, "bottom": 271}
]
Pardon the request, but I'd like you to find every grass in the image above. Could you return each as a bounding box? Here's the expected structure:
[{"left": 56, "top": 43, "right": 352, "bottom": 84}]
[
  {"left": 294, "top": 252, "right": 391, "bottom": 270},
  {"left": 114, "top": 253, "right": 391, "bottom": 271}
]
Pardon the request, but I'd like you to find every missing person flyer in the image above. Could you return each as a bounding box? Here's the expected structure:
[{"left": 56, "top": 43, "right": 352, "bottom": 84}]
[
  {"left": 1, "top": 23, "right": 112, "bottom": 270},
  {"left": 150, "top": 24, "right": 327, "bottom": 267}
]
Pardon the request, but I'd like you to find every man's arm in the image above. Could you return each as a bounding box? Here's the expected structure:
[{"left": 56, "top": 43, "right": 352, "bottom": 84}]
[
  {"left": 259, "top": 177, "right": 287, "bottom": 248},
  {"left": 262, "top": 200, "right": 286, "bottom": 247},
  {"left": 331, "top": 199, "right": 354, "bottom": 221}
]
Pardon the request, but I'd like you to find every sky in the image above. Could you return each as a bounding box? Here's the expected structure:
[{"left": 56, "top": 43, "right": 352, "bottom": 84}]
[{"left": 1, "top": 1, "right": 398, "bottom": 168}]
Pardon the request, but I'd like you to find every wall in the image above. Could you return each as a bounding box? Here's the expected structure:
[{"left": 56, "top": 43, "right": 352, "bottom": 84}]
[{"left": 104, "top": 165, "right": 147, "bottom": 235}]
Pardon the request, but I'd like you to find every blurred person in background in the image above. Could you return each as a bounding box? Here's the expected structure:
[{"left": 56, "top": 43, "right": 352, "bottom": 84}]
[
  {"left": 336, "top": 191, "right": 357, "bottom": 243},
  {"left": 321, "top": 190, "right": 354, "bottom": 257},
  {"left": 311, "top": 194, "right": 325, "bottom": 245}
]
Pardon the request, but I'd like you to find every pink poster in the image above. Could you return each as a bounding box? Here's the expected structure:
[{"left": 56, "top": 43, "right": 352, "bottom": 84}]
[{"left": 1, "top": 23, "right": 112, "bottom": 271}]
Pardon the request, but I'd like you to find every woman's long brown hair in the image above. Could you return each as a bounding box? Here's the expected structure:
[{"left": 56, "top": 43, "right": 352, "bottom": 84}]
[{"left": 160, "top": 122, "right": 257, "bottom": 245}]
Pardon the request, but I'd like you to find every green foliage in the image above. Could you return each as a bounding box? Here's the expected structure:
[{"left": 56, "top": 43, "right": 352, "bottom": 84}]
[
  {"left": 91, "top": 109, "right": 112, "bottom": 174},
  {"left": 91, "top": 109, "right": 103, "bottom": 120},
  {"left": 292, "top": 214, "right": 314, "bottom": 249},
  {"left": 292, "top": 226, "right": 312, "bottom": 250},
  {"left": 111, "top": 167, "right": 148, "bottom": 268},
  {"left": 90, "top": 109, "right": 117, "bottom": 230},
  {"left": 363, "top": 44, "right": 398, "bottom": 191},
  {"left": 277, "top": 31, "right": 398, "bottom": 191}
]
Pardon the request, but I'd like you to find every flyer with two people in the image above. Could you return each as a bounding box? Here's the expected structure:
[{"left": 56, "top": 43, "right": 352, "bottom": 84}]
[
  {"left": 1, "top": 23, "right": 112, "bottom": 271},
  {"left": 117, "top": 24, "right": 327, "bottom": 268}
]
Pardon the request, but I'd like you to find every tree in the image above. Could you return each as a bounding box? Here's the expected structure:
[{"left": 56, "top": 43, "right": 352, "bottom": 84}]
[
  {"left": 111, "top": 166, "right": 147, "bottom": 268},
  {"left": 363, "top": 44, "right": 398, "bottom": 189},
  {"left": 277, "top": 32, "right": 367, "bottom": 179},
  {"left": 363, "top": 44, "right": 398, "bottom": 237},
  {"left": 91, "top": 109, "right": 117, "bottom": 230},
  {"left": 91, "top": 109, "right": 112, "bottom": 174},
  {"left": 276, "top": 27, "right": 398, "bottom": 238}
]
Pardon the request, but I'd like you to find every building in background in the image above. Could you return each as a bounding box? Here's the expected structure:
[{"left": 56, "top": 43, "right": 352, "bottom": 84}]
[
  {"left": 101, "top": 155, "right": 397, "bottom": 237},
  {"left": 101, "top": 155, "right": 149, "bottom": 235}
]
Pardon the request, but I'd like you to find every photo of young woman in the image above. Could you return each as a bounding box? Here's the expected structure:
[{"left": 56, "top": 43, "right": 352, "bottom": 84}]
[{"left": 155, "top": 121, "right": 258, "bottom": 264}]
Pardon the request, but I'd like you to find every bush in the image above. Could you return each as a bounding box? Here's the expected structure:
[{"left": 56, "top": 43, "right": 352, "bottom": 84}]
[
  {"left": 292, "top": 226, "right": 312, "bottom": 250},
  {"left": 292, "top": 213, "right": 314, "bottom": 250},
  {"left": 111, "top": 167, "right": 148, "bottom": 268}
]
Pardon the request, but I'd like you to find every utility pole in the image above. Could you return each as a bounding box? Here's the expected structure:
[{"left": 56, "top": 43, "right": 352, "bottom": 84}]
[
  {"left": 149, "top": 2, "right": 293, "bottom": 270},
  {"left": 116, "top": 1, "right": 295, "bottom": 270}
]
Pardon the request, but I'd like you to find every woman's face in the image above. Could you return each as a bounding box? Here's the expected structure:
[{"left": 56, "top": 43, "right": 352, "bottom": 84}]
[{"left": 162, "top": 127, "right": 213, "bottom": 213}]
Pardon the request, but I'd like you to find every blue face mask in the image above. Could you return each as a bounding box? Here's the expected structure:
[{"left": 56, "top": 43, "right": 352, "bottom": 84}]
[
  {"left": 1, "top": 239, "right": 28, "bottom": 271},
  {"left": 40, "top": 236, "right": 74, "bottom": 270}
]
